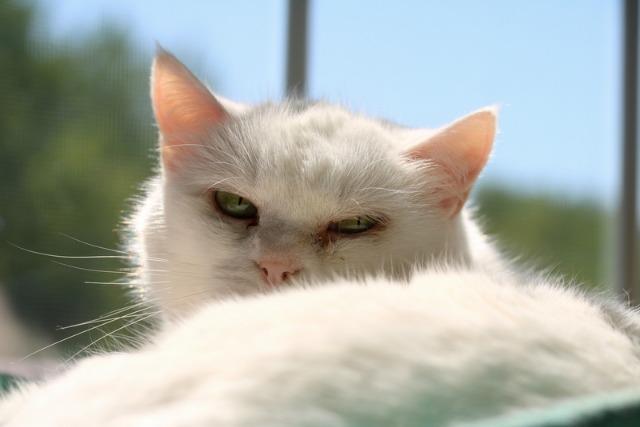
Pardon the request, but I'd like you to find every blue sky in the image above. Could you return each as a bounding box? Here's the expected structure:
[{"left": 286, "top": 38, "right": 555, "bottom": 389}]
[{"left": 36, "top": 0, "right": 622, "bottom": 206}]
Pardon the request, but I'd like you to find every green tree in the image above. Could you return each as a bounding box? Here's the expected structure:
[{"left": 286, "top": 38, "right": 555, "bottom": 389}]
[
  {"left": 474, "top": 186, "right": 608, "bottom": 288},
  {"left": 0, "top": 0, "right": 155, "bottom": 353}
]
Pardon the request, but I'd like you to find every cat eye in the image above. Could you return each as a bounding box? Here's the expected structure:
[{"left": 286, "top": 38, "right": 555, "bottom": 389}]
[
  {"left": 213, "top": 191, "right": 258, "bottom": 220},
  {"left": 328, "top": 216, "right": 379, "bottom": 234}
]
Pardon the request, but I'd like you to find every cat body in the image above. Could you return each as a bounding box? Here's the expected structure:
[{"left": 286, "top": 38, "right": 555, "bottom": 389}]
[
  {"left": 2, "top": 50, "right": 639, "bottom": 426},
  {"left": 3, "top": 270, "right": 640, "bottom": 426}
]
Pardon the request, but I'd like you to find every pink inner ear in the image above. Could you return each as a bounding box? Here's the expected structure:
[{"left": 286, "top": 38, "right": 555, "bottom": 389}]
[
  {"left": 408, "top": 108, "right": 497, "bottom": 218},
  {"left": 151, "top": 50, "right": 227, "bottom": 170}
]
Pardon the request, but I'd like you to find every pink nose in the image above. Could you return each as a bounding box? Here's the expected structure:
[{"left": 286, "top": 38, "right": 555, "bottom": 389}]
[{"left": 257, "top": 258, "right": 301, "bottom": 285}]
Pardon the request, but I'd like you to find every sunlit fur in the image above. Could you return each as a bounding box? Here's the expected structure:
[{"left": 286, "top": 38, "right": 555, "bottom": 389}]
[
  {"left": 129, "top": 100, "right": 502, "bottom": 318},
  {"left": 3, "top": 270, "right": 640, "bottom": 426}
]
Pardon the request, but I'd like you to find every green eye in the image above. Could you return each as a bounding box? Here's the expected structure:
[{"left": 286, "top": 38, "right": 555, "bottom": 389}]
[
  {"left": 213, "top": 191, "right": 258, "bottom": 220},
  {"left": 328, "top": 216, "right": 379, "bottom": 234}
]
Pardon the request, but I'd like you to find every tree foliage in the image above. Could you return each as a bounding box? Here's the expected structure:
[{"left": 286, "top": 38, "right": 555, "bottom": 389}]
[
  {"left": 0, "top": 0, "right": 154, "bottom": 350},
  {"left": 474, "top": 187, "right": 608, "bottom": 288}
]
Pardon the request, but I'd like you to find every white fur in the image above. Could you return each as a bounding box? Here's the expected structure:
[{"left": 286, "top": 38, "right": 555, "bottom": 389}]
[{"left": 3, "top": 270, "right": 640, "bottom": 426}]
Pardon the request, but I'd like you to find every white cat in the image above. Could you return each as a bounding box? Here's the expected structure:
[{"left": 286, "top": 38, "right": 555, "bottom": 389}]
[{"left": 2, "top": 50, "right": 639, "bottom": 426}]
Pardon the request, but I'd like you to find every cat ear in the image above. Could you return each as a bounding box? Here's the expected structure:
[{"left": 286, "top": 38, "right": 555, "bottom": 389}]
[
  {"left": 407, "top": 107, "right": 497, "bottom": 218},
  {"left": 151, "top": 47, "right": 228, "bottom": 170}
]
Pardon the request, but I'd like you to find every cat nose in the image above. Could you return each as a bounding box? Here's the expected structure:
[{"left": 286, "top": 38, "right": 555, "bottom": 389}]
[{"left": 256, "top": 258, "right": 301, "bottom": 286}]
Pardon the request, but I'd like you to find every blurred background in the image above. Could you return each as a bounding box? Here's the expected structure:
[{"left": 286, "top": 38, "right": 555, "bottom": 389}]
[{"left": 0, "top": 0, "right": 637, "bottom": 365}]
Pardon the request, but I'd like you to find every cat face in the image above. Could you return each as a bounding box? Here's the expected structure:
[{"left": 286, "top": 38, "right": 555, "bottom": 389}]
[{"left": 134, "top": 49, "right": 496, "bottom": 316}]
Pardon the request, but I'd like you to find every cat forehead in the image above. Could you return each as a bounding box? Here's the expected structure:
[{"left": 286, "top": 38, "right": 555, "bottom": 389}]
[
  {"left": 248, "top": 101, "right": 401, "bottom": 150},
  {"left": 187, "top": 102, "right": 429, "bottom": 219},
  {"left": 238, "top": 103, "right": 417, "bottom": 181}
]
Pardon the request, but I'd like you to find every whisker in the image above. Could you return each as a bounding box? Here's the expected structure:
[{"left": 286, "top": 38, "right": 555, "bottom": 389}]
[
  {"left": 21, "top": 308, "right": 155, "bottom": 361},
  {"left": 8, "top": 243, "right": 128, "bottom": 260},
  {"left": 51, "top": 261, "right": 130, "bottom": 274},
  {"left": 65, "top": 311, "right": 160, "bottom": 363},
  {"left": 82, "top": 279, "right": 169, "bottom": 286},
  {"left": 58, "top": 302, "right": 154, "bottom": 330},
  {"left": 97, "top": 330, "right": 143, "bottom": 350},
  {"left": 84, "top": 280, "right": 133, "bottom": 286},
  {"left": 58, "top": 309, "right": 156, "bottom": 330},
  {"left": 59, "top": 234, "right": 168, "bottom": 263},
  {"left": 59, "top": 233, "right": 129, "bottom": 254}
]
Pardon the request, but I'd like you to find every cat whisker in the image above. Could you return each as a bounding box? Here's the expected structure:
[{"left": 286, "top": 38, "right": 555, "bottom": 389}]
[
  {"left": 21, "top": 306, "right": 156, "bottom": 361},
  {"left": 72, "top": 305, "right": 156, "bottom": 333},
  {"left": 57, "top": 310, "right": 156, "bottom": 330},
  {"left": 65, "top": 312, "right": 160, "bottom": 363},
  {"left": 84, "top": 280, "right": 134, "bottom": 286},
  {"left": 72, "top": 288, "right": 214, "bottom": 339},
  {"left": 8, "top": 242, "right": 129, "bottom": 260},
  {"left": 69, "top": 288, "right": 218, "bottom": 354},
  {"left": 96, "top": 329, "right": 145, "bottom": 350},
  {"left": 83, "top": 279, "right": 171, "bottom": 286},
  {"left": 57, "top": 302, "right": 153, "bottom": 330},
  {"left": 51, "top": 261, "right": 131, "bottom": 274},
  {"left": 59, "top": 233, "right": 128, "bottom": 255},
  {"left": 60, "top": 233, "right": 168, "bottom": 262}
]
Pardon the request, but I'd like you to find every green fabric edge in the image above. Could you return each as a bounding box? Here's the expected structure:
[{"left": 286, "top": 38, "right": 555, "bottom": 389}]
[
  {"left": 2, "top": 371, "right": 639, "bottom": 427},
  {"left": 457, "top": 388, "right": 640, "bottom": 427}
]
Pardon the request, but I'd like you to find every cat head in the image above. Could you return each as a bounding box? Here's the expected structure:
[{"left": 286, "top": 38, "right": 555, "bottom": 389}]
[{"left": 134, "top": 48, "right": 497, "bottom": 316}]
